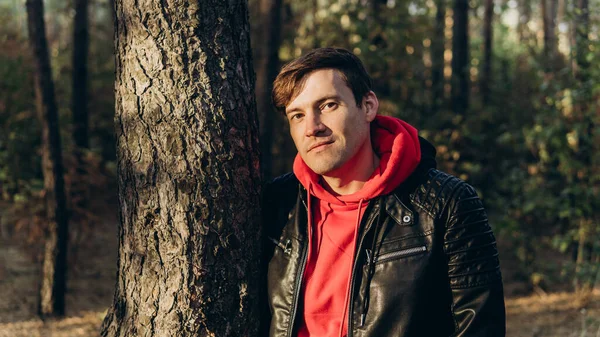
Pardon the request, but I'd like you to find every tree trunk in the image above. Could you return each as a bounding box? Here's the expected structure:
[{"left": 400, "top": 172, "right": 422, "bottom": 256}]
[
  {"left": 517, "top": 0, "right": 531, "bottom": 43},
  {"left": 100, "top": 0, "right": 262, "bottom": 336},
  {"left": 575, "top": 219, "right": 589, "bottom": 292},
  {"left": 541, "top": 0, "right": 557, "bottom": 68},
  {"left": 451, "top": 0, "right": 469, "bottom": 115},
  {"left": 109, "top": 0, "right": 117, "bottom": 27},
  {"left": 312, "top": 0, "right": 320, "bottom": 48},
  {"left": 72, "top": 0, "right": 89, "bottom": 151},
  {"left": 573, "top": 0, "right": 591, "bottom": 148},
  {"left": 541, "top": 0, "right": 549, "bottom": 54},
  {"left": 573, "top": 0, "right": 592, "bottom": 293},
  {"left": 431, "top": 0, "right": 446, "bottom": 114},
  {"left": 557, "top": 0, "right": 566, "bottom": 56},
  {"left": 369, "top": 0, "right": 390, "bottom": 97},
  {"left": 573, "top": 0, "right": 590, "bottom": 85},
  {"left": 557, "top": 0, "right": 565, "bottom": 25},
  {"left": 370, "top": 0, "right": 387, "bottom": 22},
  {"left": 481, "top": 0, "right": 493, "bottom": 105},
  {"left": 254, "top": 0, "right": 283, "bottom": 181},
  {"left": 549, "top": 0, "right": 558, "bottom": 34},
  {"left": 26, "top": 0, "right": 70, "bottom": 318},
  {"left": 71, "top": 0, "right": 90, "bottom": 230}
]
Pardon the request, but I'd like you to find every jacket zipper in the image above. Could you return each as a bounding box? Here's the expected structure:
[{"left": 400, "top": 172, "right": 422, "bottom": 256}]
[
  {"left": 347, "top": 201, "right": 378, "bottom": 337},
  {"left": 286, "top": 239, "right": 308, "bottom": 337},
  {"left": 286, "top": 193, "right": 310, "bottom": 337},
  {"left": 359, "top": 249, "right": 373, "bottom": 327},
  {"left": 375, "top": 245, "right": 427, "bottom": 263}
]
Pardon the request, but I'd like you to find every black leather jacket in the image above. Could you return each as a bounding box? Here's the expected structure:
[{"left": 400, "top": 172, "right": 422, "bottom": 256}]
[{"left": 262, "top": 140, "right": 506, "bottom": 337}]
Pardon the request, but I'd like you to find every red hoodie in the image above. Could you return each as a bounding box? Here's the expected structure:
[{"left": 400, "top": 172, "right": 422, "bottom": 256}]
[{"left": 293, "top": 116, "right": 421, "bottom": 337}]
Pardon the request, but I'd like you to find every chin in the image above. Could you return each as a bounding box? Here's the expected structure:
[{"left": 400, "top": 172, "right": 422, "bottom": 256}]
[
  {"left": 306, "top": 163, "right": 331, "bottom": 175},
  {"left": 307, "top": 161, "right": 343, "bottom": 176}
]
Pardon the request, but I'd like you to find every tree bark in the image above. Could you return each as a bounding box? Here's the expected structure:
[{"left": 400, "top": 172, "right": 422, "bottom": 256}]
[
  {"left": 254, "top": 0, "right": 283, "bottom": 181},
  {"left": 451, "top": 0, "right": 469, "bottom": 115},
  {"left": 481, "top": 0, "right": 493, "bottom": 105},
  {"left": 100, "top": 0, "right": 262, "bottom": 336},
  {"left": 26, "top": 0, "right": 70, "bottom": 318},
  {"left": 431, "top": 0, "right": 446, "bottom": 114}
]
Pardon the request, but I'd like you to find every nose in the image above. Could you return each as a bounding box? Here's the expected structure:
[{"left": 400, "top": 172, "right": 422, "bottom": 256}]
[{"left": 305, "top": 111, "right": 326, "bottom": 137}]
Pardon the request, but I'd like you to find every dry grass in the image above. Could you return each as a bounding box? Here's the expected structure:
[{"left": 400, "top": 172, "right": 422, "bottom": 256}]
[
  {"left": 0, "top": 311, "right": 106, "bottom": 337},
  {"left": 1, "top": 291, "right": 598, "bottom": 337},
  {"left": 506, "top": 291, "right": 600, "bottom": 337}
]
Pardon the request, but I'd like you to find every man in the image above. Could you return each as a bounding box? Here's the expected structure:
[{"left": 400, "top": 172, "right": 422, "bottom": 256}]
[{"left": 262, "top": 48, "right": 505, "bottom": 337}]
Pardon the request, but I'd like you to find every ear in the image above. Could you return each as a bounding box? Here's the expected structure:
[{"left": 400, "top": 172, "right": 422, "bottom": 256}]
[{"left": 362, "top": 91, "right": 379, "bottom": 122}]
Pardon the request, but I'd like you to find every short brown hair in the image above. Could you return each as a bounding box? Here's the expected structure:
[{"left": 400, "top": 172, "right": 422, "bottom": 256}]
[{"left": 272, "top": 48, "right": 372, "bottom": 114}]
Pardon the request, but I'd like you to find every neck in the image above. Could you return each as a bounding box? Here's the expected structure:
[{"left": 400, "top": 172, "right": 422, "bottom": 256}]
[{"left": 321, "top": 141, "right": 380, "bottom": 196}]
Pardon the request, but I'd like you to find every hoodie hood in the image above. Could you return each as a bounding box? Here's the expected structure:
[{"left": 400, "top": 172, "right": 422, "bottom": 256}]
[{"left": 293, "top": 115, "right": 422, "bottom": 203}]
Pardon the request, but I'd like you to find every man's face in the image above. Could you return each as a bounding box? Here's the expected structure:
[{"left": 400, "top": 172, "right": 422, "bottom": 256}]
[{"left": 285, "top": 69, "right": 377, "bottom": 176}]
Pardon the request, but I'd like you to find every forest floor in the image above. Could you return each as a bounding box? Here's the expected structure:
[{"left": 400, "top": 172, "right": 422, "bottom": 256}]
[{"left": 0, "top": 193, "right": 599, "bottom": 337}]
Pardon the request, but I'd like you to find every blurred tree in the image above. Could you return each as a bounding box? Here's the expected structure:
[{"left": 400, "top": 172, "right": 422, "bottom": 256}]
[
  {"left": 431, "top": 0, "right": 446, "bottom": 114},
  {"left": 100, "top": 0, "right": 262, "bottom": 336},
  {"left": 71, "top": 0, "right": 90, "bottom": 232},
  {"left": 368, "top": 0, "right": 390, "bottom": 97},
  {"left": 72, "top": 0, "right": 89, "bottom": 153},
  {"left": 254, "top": 0, "right": 283, "bottom": 180},
  {"left": 541, "top": 0, "right": 558, "bottom": 69},
  {"left": 451, "top": 0, "right": 469, "bottom": 114},
  {"left": 369, "top": 0, "right": 387, "bottom": 34},
  {"left": 25, "top": 0, "right": 69, "bottom": 317},
  {"left": 481, "top": 0, "right": 493, "bottom": 105},
  {"left": 572, "top": 0, "right": 595, "bottom": 293},
  {"left": 517, "top": 0, "right": 532, "bottom": 44}
]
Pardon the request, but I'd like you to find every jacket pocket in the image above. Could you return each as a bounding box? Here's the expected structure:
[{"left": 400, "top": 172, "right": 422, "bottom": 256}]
[{"left": 375, "top": 245, "right": 427, "bottom": 264}]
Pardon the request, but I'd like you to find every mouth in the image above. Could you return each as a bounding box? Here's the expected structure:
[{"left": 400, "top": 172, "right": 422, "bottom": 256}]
[{"left": 308, "top": 140, "right": 334, "bottom": 152}]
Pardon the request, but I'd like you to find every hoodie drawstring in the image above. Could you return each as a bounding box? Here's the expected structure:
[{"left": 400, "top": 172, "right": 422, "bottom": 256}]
[
  {"left": 338, "top": 198, "right": 365, "bottom": 337},
  {"left": 305, "top": 184, "right": 314, "bottom": 268}
]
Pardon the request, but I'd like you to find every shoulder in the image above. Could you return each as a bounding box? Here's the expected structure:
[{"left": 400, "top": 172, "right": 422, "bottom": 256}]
[
  {"left": 264, "top": 172, "right": 299, "bottom": 202},
  {"left": 262, "top": 173, "right": 299, "bottom": 218},
  {"left": 262, "top": 172, "right": 300, "bottom": 241},
  {"left": 408, "top": 168, "right": 482, "bottom": 220}
]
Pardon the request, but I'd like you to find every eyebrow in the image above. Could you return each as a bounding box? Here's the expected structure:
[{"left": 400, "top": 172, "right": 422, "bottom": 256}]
[{"left": 285, "top": 95, "right": 341, "bottom": 115}]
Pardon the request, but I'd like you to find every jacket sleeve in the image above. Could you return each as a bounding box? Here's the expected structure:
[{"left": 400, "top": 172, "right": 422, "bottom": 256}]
[
  {"left": 443, "top": 181, "right": 506, "bottom": 337},
  {"left": 259, "top": 173, "right": 299, "bottom": 337},
  {"left": 259, "top": 179, "right": 276, "bottom": 336}
]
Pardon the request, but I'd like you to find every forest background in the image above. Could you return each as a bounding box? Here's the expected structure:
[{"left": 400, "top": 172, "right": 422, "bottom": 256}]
[{"left": 0, "top": 0, "right": 599, "bottom": 336}]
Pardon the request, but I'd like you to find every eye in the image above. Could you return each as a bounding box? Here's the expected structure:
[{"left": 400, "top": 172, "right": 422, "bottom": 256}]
[
  {"left": 321, "top": 102, "right": 338, "bottom": 111},
  {"left": 288, "top": 113, "right": 304, "bottom": 121}
]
